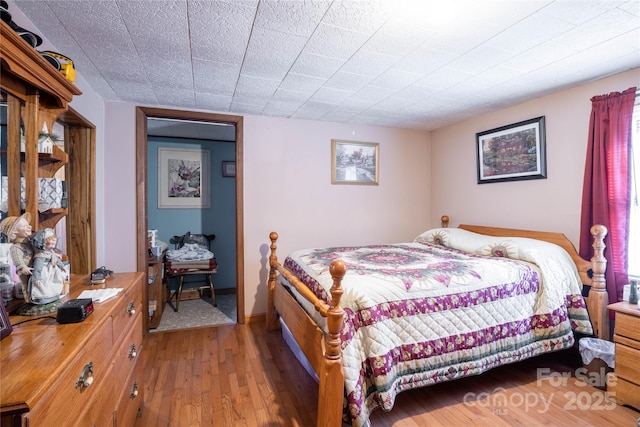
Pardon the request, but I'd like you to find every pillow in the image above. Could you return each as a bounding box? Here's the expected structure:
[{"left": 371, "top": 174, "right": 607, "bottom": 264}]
[{"left": 414, "top": 228, "right": 519, "bottom": 258}]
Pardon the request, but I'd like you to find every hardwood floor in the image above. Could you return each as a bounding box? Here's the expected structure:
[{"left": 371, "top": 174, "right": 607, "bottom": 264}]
[{"left": 137, "top": 323, "right": 640, "bottom": 426}]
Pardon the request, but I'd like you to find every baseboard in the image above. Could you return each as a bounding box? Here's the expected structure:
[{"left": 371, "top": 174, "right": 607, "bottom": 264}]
[{"left": 245, "top": 313, "right": 266, "bottom": 324}]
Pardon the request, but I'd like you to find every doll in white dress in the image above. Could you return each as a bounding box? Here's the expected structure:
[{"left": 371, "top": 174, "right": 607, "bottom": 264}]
[{"left": 28, "top": 228, "right": 66, "bottom": 304}]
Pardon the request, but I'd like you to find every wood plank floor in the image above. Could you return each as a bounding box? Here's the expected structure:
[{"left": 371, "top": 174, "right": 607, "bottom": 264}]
[{"left": 136, "top": 323, "right": 640, "bottom": 426}]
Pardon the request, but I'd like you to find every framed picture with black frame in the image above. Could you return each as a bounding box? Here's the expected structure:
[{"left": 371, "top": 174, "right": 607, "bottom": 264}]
[{"left": 476, "top": 116, "right": 547, "bottom": 184}]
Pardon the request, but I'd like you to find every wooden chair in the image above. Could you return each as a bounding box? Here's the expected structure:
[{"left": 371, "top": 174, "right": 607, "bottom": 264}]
[{"left": 165, "top": 232, "right": 217, "bottom": 312}]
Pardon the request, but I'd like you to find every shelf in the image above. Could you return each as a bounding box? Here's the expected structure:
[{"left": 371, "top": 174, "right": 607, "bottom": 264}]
[
  {"left": 0, "top": 21, "right": 81, "bottom": 109},
  {"left": 39, "top": 209, "right": 68, "bottom": 230},
  {"left": 0, "top": 149, "right": 68, "bottom": 164}
]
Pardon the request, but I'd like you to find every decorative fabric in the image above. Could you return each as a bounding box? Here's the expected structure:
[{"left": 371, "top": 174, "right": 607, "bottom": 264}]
[
  {"left": 0, "top": 177, "right": 64, "bottom": 212},
  {"left": 166, "top": 243, "right": 214, "bottom": 262},
  {"left": 280, "top": 228, "right": 591, "bottom": 427},
  {"left": 17, "top": 299, "right": 62, "bottom": 316},
  {"left": 37, "top": 178, "right": 64, "bottom": 211},
  {"left": 579, "top": 86, "right": 636, "bottom": 304}
]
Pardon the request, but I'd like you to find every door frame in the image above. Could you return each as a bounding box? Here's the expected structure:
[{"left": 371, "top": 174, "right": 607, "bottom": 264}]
[{"left": 135, "top": 107, "right": 245, "bottom": 331}]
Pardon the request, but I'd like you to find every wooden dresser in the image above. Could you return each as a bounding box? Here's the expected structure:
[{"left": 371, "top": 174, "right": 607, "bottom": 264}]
[
  {"left": 607, "top": 301, "right": 640, "bottom": 410},
  {"left": 0, "top": 272, "right": 144, "bottom": 426}
]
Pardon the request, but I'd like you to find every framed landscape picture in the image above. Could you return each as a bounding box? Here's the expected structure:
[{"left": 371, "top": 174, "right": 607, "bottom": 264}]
[
  {"left": 331, "top": 139, "right": 379, "bottom": 185},
  {"left": 158, "top": 147, "right": 210, "bottom": 208},
  {"left": 476, "top": 116, "right": 546, "bottom": 184}
]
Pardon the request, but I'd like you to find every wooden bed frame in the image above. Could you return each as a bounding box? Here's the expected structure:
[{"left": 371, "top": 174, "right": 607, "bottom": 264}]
[{"left": 266, "top": 216, "right": 609, "bottom": 427}]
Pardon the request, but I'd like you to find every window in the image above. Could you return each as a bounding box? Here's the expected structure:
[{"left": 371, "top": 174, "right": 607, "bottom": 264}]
[{"left": 629, "top": 94, "right": 640, "bottom": 278}]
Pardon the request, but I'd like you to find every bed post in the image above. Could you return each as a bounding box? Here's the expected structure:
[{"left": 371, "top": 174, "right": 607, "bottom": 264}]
[
  {"left": 587, "top": 225, "right": 609, "bottom": 340},
  {"left": 317, "top": 259, "right": 346, "bottom": 427},
  {"left": 441, "top": 215, "right": 449, "bottom": 228},
  {"left": 267, "top": 232, "right": 279, "bottom": 331}
]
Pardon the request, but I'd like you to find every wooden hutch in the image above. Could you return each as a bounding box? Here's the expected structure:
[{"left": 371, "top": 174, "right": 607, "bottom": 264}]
[{"left": 0, "top": 19, "right": 144, "bottom": 426}]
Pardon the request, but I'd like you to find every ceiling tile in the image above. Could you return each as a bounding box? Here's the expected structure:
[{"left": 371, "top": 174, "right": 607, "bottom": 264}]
[
  {"left": 289, "top": 52, "right": 346, "bottom": 79},
  {"left": 304, "top": 22, "right": 372, "bottom": 60},
  {"left": 9, "top": 0, "right": 640, "bottom": 131},
  {"left": 242, "top": 26, "right": 308, "bottom": 79},
  {"left": 279, "top": 73, "right": 327, "bottom": 93},
  {"left": 254, "top": 0, "right": 331, "bottom": 37}
]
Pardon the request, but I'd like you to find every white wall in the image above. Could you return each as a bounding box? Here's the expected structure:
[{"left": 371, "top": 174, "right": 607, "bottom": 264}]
[
  {"left": 102, "top": 104, "right": 431, "bottom": 315},
  {"left": 91, "top": 69, "right": 640, "bottom": 317},
  {"left": 243, "top": 116, "right": 431, "bottom": 315},
  {"left": 430, "top": 68, "right": 639, "bottom": 248}
]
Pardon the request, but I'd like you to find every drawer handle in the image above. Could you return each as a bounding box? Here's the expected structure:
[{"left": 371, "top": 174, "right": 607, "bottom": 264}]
[
  {"left": 130, "top": 381, "right": 139, "bottom": 399},
  {"left": 127, "top": 301, "right": 136, "bottom": 316},
  {"left": 75, "top": 361, "right": 94, "bottom": 390},
  {"left": 128, "top": 343, "right": 137, "bottom": 359}
]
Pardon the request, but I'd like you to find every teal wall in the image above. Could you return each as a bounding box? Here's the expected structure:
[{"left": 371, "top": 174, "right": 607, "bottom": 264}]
[{"left": 147, "top": 137, "right": 236, "bottom": 291}]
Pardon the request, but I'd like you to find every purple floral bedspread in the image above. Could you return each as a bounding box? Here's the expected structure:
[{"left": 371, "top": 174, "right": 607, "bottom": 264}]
[{"left": 281, "top": 228, "right": 591, "bottom": 427}]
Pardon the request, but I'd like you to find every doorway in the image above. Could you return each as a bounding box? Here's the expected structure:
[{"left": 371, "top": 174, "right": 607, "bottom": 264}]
[{"left": 135, "top": 107, "right": 245, "bottom": 332}]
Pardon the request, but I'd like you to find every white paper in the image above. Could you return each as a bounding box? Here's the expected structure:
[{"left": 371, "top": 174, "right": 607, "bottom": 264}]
[{"left": 77, "top": 288, "right": 123, "bottom": 303}]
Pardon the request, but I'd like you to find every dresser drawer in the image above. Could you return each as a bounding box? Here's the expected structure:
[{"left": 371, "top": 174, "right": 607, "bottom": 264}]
[
  {"left": 25, "top": 319, "right": 113, "bottom": 426},
  {"left": 75, "top": 368, "right": 117, "bottom": 427},
  {"left": 614, "top": 343, "right": 640, "bottom": 385},
  {"left": 112, "top": 285, "right": 142, "bottom": 340},
  {"left": 112, "top": 312, "right": 143, "bottom": 389},
  {"left": 614, "top": 312, "right": 640, "bottom": 342},
  {"left": 609, "top": 376, "right": 640, "bottom": 410},
  {"left": 114, "top": 352, "right": 144, "bottom": 427}
]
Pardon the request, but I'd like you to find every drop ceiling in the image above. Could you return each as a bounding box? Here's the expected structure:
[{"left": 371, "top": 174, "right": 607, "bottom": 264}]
[{"left": 7, "top": 0, "right": 640, "bottom": 131}]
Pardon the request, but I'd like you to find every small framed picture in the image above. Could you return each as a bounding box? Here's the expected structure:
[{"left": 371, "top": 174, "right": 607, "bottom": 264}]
[
  {"left": 331, "top": 139, "right": 379, "bottom": 185},
  {"left": 222, "top": 161, "right": 236, "bottom": 177}
]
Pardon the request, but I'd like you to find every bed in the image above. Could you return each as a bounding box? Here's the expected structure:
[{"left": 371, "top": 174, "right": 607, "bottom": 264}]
[{"left": 266, "top": 216, "right": 609, "bottom": 427}]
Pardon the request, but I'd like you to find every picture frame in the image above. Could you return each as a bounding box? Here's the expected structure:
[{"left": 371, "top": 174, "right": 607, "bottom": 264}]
[
  {"left": 0, "top": 301, "right": 12, "bottom": 340},
  {"left": 222, "top": 161, "right": 236, "bottom": 177},
  {"left": 476, "top": 116, "right": 546, "bottom": 184},
  {"left": 158, "top": 147, "right": 210, "bottom": 208},
  {"left": 331, "top": 139, "right": 379, "bottom": 185}
]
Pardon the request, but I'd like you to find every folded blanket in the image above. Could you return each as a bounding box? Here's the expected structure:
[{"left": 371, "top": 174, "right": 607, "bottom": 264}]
[{"left": 166, "top": 243, "right": 214, "bottom": 262}]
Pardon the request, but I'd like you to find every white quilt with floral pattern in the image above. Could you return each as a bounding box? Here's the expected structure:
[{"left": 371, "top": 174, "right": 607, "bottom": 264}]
[{"left": 280, "top": 228, "right": 592, "bottom": 427}]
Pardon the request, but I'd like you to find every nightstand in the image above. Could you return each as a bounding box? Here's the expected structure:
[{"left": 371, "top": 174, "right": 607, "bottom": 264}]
[{"left": 607, "top": 301, "right": 640, "bottom": 410}]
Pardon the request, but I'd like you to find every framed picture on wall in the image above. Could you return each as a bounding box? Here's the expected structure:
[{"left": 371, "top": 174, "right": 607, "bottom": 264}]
[
  {"left": 331, "top": 139, "right": 379, "bottom": 185},
  {"left": 476, "top": 116, "right": 547, "bottom": 184},
  {"left": 222, "top": 161, "right": 236, "bottom": 177},
  {"left": 158, "top": 147, "right": 210, "bottom": 208}
]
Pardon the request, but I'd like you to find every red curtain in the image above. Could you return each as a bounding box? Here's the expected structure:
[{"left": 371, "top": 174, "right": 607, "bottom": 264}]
[{"left": 579, "top": 87, "right": 636, "bottom": 304}]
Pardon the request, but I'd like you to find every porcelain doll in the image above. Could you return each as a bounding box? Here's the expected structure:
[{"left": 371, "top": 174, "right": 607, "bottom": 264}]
[
  {"left": 29, "top": 228, "right": 65, "bottom": 304},
  {"left": 0, "top": 213, "right": 34, "bottom": 302}
]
